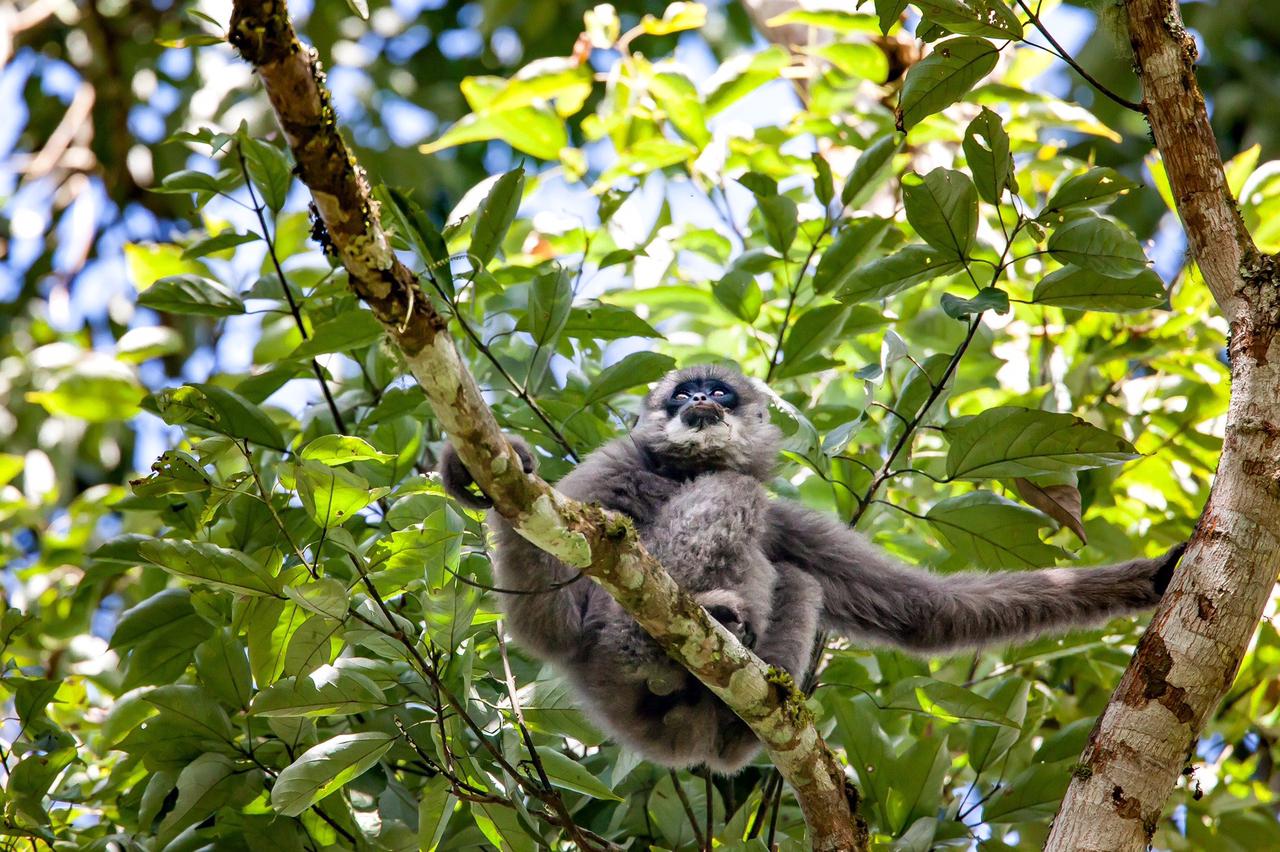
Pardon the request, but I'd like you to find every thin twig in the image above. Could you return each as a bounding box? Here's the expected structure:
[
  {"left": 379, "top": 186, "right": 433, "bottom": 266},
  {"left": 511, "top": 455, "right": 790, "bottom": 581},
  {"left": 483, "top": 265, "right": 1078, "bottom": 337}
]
[
  {"left": 237, "top": 148, "right": 348, "bottom": 434},
  {"left": 669, "top": 770, "right": 707, "bottom": 850},
  {"left": 1013, "top": 0, "right": 1145, "bottom": 113}
]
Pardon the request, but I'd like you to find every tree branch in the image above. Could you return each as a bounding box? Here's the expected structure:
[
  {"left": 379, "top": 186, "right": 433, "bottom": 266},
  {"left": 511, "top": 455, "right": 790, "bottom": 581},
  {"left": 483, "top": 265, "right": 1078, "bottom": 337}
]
[
  {"left": 1047, "top": 2, "right": 1280, "bottom": 849},
  {"left": 227, "top": 3, "right": 865, "bottom": 848}
]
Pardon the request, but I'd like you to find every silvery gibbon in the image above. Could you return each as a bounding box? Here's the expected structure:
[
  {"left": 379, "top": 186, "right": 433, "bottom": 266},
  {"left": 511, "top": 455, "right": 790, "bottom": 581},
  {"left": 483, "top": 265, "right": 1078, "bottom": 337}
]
[{"left": 439, "top": 364, "right": 1183, "bottom": 772}]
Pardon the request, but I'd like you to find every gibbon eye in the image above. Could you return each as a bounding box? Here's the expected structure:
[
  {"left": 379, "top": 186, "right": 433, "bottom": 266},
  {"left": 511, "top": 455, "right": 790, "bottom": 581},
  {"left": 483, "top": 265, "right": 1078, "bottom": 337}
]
[
  {"left": 674, "top": 392, "right": 689, "bottom": 401},
  {"left": 712, "top": 389, "right": 725, "bottom": 397}
]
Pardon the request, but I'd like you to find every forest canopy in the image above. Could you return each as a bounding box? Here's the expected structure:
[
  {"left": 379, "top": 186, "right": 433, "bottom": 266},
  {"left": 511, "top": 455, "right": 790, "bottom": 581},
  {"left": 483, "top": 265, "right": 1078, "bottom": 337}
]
[{"left": 2, "top": 0, "right": 1280, "bottom": 849}]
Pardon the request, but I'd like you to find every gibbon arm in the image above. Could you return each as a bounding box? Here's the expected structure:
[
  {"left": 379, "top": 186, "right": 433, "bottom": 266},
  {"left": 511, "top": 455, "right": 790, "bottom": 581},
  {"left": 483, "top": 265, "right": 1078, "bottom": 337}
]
[{"left": 765, "top": 499, "right": 1183, "bottom": 655}]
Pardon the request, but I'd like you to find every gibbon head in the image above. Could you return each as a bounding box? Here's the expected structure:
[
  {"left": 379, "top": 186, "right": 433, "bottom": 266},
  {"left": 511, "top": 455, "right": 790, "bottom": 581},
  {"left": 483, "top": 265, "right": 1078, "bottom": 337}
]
[{"left": 634, "top": 364, "right": 781, "bottom": 479}]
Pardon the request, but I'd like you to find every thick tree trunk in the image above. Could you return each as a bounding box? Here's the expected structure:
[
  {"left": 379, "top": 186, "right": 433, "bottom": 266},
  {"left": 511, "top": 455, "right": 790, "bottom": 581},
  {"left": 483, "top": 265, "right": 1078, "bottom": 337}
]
[
  {"left": 227, "top": 2, "right": 865, "bottom": 848},
  {"left": 1046, "top": 1, "right": 1280, "bottom": 849}
]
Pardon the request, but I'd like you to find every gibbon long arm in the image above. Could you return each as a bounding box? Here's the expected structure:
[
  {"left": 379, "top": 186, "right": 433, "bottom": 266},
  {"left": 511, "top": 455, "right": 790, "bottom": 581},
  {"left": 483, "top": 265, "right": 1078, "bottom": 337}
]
[{"left": 765, "top": 500, "right": 1184, "bottom": 655}]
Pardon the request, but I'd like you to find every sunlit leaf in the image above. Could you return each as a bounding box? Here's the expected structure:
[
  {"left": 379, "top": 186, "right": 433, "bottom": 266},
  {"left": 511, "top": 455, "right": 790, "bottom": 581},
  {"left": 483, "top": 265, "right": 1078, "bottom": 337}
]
[
  {"left": 898, "top": 37, "right": 999, "bottom": 131},
  {"left": 270, "top": 732, "right": 395, "bottom": 817},
  {"left": 946, "top": 406, "right": 1139, "bottom": 478}
]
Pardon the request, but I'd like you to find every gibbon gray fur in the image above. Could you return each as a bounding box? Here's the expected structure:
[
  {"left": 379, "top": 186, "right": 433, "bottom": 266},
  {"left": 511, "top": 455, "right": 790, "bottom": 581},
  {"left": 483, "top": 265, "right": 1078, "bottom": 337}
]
[{"left": 439, "top": 364, "right": 1184, "bottom": 772}]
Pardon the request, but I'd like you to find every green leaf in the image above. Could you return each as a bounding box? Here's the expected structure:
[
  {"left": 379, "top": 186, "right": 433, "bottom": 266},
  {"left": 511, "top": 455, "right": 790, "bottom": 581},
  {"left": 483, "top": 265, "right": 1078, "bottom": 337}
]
[
  {"left": 737, "top": 171, "right": 779, "bottom": 198},
  {"left": 1041, "top": 167, "right": 1139, "bottom": 217},
  {"left": 284, "top": 578, "right": 351, "bottom": 620},
  {"left": 139, "top": 539, "right": 285, "bottom": 596},
  {"left": 181, "top": 230, "right": 260, "bottom": 260},
  {"left": 110, "top": 588, "right": 202, "bottom": 650},
  {"left": 963, "top": 107, "right": 1015, "bottom": 204},
  {"left": 270, "top": 732, "right": 396, "bottom": 817},
  {"left": 116, "top": 326, "right": 185, "bottom": 362},
  {"left": 137, "top": 274, "right": 244, "bottom": 317},
  {"left": 1046, "top": 214, "right": 1149, "bottom": 278},
  {"left": 155, "top": 754, "right": 241, "bottom": 847},
  {"left": 153, "top": 168, "right": 235, "bottom": 196},
  {"left": 293, "top": 458, "right": 382, "bottom": 528},
  {"left": 584, "top": 352, "right": 678, "bottom": 405},
  {"left": 1032, "top": 265, "right": 1167, "bottom": 312},
  {"left": 765, "top": 9, "right": 880, "bottom": 33},
  {"left": 902, "top": 168, "right": 978, "bottom": 258},
  {"left": 640, "top": 1, "right": 707, "bottom": 35},
  {"left": 969, "top": 678, "right": 1029, "bottom": 772},
  {"left": 806, "top": 42, "right": 890, "bottom": 83},
  {"left": 982, "top": 761, "right": 1072, "bottom": 823},
  {"left": 142, "top": 684, "right": 236, "bottom": 742},
  {"left": 842, "top": 134, "right": 903, "bottom": 208},
  {"left": 300, "top": 435, "right": 394, "bottom": 466},
  {"left": 422, "top": 107, "right": 567, "bottom": 161},
  {"left": 382, "top": 186, "right": 454, "bottom": 294},
  {"left": 250, "top": 664, "right": 386, "bottom": 717},
  {"left": 713, "top": 270, "right": 764, "bottom": 322},
  {"left": 887, "top": 677, "right": 1019, "bottom": 727},
  {"left": 149, "top": 383, "right": 285, "bottom": 449},
  {"left": 778, "top": 305, "right": 851, "bottom": 376},
  {"left": 913, "top": 0, "right": 1022, "bottom": 38},
  {"left": 812, "top": 153, "right": 835, "bottom": 206},
  {"left": 833, "top": 696, "right": 892, "bottom": 820},
  {"left": 706, "top": 46, "right": 790, "bottom": 116},
  {"left": 527, "top": 267, "right": 573, "bottom": 345},
  {"left": 898, "top": 37, "right": 999, "bottom": 131},
  {"left": 291, "top": 310, "right": 384, "bottom": 358},
  {"left": 814, "top": 219, "right": 892, "bottom": 295},
  {"left": 28, "top": 363, "right": 144, "bottom": 423},
  {"left": 533, "top": 747, "right": 623, "bottom": 800},
  {"left": 650, "top": 70, "right": 709, "bottom": 148},
  {"left": 419, "top": 776, "right": 457, "bottom": 851},
  {"left": 940, "top": 286, "right": 1008, "bottom": 318},
  {"left": 925, "top": 491, "right": 1067, "bottom": 568},
  {"left": 469, "top": 167, "right": 525, "bottom": 270},
  {"left": 240, "top": 136, "right": 292, "bottom": 211},
  {"left": 834, "top": 245, "right": 962, "bottom": 304},
  {"left": 946, "top": 406, "right": 1139, "bottom": 479},
  {"left": 759, "top": 194, "right": 799, "bottom": 255},
  {"left": 560, "top": 305, "right": 662, "bottom": 339},
  {"left": 195, "top": 629, "right": 253, "bottom": 710}
]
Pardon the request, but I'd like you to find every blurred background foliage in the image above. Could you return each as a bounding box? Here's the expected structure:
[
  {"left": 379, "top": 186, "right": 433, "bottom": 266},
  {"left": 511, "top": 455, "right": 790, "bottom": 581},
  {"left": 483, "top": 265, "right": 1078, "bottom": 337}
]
[{"left": 2, "top": 0, "right": 1280, "bottom": 849}]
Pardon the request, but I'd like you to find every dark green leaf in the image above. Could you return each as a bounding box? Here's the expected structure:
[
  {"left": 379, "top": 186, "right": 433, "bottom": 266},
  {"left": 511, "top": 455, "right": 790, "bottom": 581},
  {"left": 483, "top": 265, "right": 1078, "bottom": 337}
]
[
  {"left": 842, "top": 134, "right": 903, "bottom": 208},
  {"left": 902, "top": 168, "right": 978, "bottom": 257},
  {"left": 963, "top": 107, "right": 1015, "bottom": 204},
  {"left": 560, "top": 305, "right": 662, "bottom": 339},
  {"left": 759, "top": 194, "right": 799, "bottom": 255},
  {"left": 148, "top": 383, "right": 285, "bottom": 449},
  {"left": 814, "top": 218, "right": 894, "bottom": 294},
  {"left": 583, "top": 352, "right": 678, "bottom": 405},
  {"left": 779, "top": 305, "right": 851, "bottom": 375},
  {"left": 241, "top": 136, "right": 292, "bottom": 211},
  {"left": 1041, "top": 167, "right": 1139, "bottom": 217},
  {"left": 469, "top": 167, "right": 525, "bottom": 270},
  {"left": 139, "top": 539, "right": 285, "bottom": 596},
  {"left": 834, "top": 245, "right": 962, "bottom": 304},
  {"left": 137, "top": 275, "right": 244, "bottom": 317},
  {"left": 1032, "top": 265, "right": 1166, "bottom": 312},
  {"left": 1046, "top": 214, "right": 1149, "bottom": 277},
  {"left": 713, "top": 270, "right": 764, "bottom": 322},
  {"left": 527, "top": 267, "right": 573, "bottom": 345},
  {"left": 940, "top": 286, "right": 1008, "bottom": 318},
  {"left": 946, "top": 406, "right": 1139, "bottom": 479},
  {"left": 898, "top": 37, "right": 1000, "bottom": 131},
  {"left": 812, "top": 153, "right": 835, "bottom": 206},
  {"left": 913, "top": 0, "right": 1022, "bottom": 38},
  {"left": 291, "top": 311, "right": 385, "bottom": 358},
  {"left": 382, "top": 186, "right": 455, "bottom": 295},
  {"left": 925, "top": 491, "right": 1067, "bottom": 567},
  {"left": 181, "top": 231, "right": 259, "bottom": 260},
  {"left": 737, "top": 171, "right": 778, "bottom": 197},
  {"left": 250, "top": 664, "right": 386, "bottom": 717},
  {"left": 270, "top": 732, "right": 395, "bottom": 817}
]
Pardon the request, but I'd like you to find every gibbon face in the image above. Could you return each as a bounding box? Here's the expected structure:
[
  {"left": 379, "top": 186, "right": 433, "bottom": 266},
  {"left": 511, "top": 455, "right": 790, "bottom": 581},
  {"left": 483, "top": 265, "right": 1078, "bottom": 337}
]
[{"left": 635, "top": 365, "right": 780, "bottom": 478}]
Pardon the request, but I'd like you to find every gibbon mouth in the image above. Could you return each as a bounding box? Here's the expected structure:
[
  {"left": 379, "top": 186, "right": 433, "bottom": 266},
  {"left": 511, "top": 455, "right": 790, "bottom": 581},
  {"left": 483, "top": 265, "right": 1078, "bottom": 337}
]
[{"left": 680, "top": 402, "right": 725, "bottom": 429}]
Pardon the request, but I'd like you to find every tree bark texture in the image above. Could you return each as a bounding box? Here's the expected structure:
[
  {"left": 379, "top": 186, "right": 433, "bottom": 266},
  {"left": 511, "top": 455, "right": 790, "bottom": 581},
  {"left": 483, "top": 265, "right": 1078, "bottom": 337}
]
[
  {"left": 1047, "top": 2, "right": 1280, "bottom": 849},
  {"left": 227, "top": 2, "right": 866, "bottom": 848}
]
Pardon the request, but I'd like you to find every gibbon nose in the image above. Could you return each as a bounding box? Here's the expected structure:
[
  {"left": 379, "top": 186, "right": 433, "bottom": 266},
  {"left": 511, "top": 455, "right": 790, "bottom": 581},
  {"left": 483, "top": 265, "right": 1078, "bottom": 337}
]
[{"left": 681, "top": 400, "right": 724, "bottom": 428}]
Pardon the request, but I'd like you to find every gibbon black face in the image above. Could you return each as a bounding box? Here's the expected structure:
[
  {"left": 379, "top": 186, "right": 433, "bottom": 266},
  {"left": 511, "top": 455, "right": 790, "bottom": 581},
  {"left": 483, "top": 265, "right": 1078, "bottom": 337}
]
[
  {"left": 637, "top": 365, "right": 780, "bottom": 479},
  {"left": 665, "top": 377, "right": 740, "bottom": 427}
]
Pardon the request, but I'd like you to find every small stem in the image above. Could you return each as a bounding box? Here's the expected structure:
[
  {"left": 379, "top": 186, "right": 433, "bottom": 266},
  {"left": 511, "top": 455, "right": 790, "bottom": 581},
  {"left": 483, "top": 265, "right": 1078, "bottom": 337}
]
[
  {"left": 237, "top": 148, "right": 348, "bottom": 434},
  {"left": 1013, "top": 0, "right": 1146, "bottom": 113}
]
